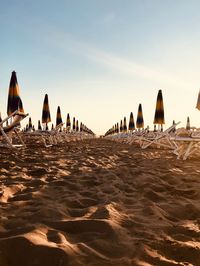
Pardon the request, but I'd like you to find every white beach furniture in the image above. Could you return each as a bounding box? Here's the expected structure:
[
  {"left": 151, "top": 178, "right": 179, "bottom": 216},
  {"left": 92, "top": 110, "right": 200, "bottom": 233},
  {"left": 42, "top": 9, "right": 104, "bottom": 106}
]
[
  {"left": 0, "top": 110, "right": 28, "bottom": 148},
  {"left": 141, "top": 121, "right": 181, "bottom": 150},
  {"left": 171, "top": 130, "right": 200, "bottom": 160}
]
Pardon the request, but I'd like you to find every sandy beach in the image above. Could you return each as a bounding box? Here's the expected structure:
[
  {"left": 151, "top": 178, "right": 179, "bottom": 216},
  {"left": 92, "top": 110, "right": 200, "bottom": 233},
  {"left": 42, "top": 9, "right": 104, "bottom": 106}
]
[{"left": 0, "top": 139, "right": 200, "bottom": 266}]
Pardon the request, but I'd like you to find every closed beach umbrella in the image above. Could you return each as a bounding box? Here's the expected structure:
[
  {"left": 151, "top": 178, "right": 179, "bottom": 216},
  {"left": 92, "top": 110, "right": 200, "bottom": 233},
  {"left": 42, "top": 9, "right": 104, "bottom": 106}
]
[
  {"left": 28, "top": 117, "right": 32, "bottom": 130},
  {"left": 123, "top": 117, "right": 127, "bottom": 132},
  {"left": 136, "top": 104, "right": 144, "bottom": 129},
  {"left": 51, "top": 124, "right": 54, "bottom": 130},
  {"left": 73, "top": 117, "right": 76, "bottom": 131},
  {"left": 186, "top": 117, "right": 190, "bottom": 130},
  {"left": 129, "top": 112, "right": 135, "bottom": 131},
  {"left": 76, "top": 120, "right": 79, "bottom": 131},
  {"left": 116, "top": 122, "right": 119, "bottom": 133},
  {"left": 115, "top": 124, "right": 118, "bottom": 133},
  {"left": 56, "top": 106, "right": 63, "bottom": 126},
  {"left": 120, "top": 120, "right": 123, "bottom": 132},
  {"left": 42, "top": 94, "right": 51, "bottom": 127},
  {"left": 112, "top": 125, "right": 115, "bottom": 134},
  {"left": 80, "top": 122, "right": 83, "bottom": 132},
  {"left": 38, "top": 120, "right": 42, "bottom": 130},
  {"left": 154, "top": 90, "right": 165, "bottom": 125},
  {"left": 66, "top": 113, "right": 71, "bottom": 128},
  {"left": 196, "top": 90, "right": 200, "bottom": 110},
  {"left": 82, "top": 124, "right": 85, "bottom": 132},
  {"left": 7, "top": 71, "right": 22, "bottom": 115}
]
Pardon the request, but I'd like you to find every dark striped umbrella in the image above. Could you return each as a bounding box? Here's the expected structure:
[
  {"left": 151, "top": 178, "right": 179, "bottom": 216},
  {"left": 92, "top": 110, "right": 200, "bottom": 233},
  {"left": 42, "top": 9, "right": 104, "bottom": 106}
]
[
  {"left": 186, "top": 117, "right": 190, "bottom": 130},
  {"left": 73, "top": 117, "right": 76, "bottom": 131},
  {"left": 112, "top": 125, "right": 115, "bottom": 134},
  {"left": 120, "top": 120, "right": 123, "bottom": 132},
  {"left": 66, "top": 113, "right": 71, "bottom": 128},
  {"left": 196, "top": 90, "right": 200, "bottom": 110},
  {"left": 38, "top": 120, "right": 42, "bottom": 130},
  {"left": 116, "top": 122, "right": 119, "bottom": 133},
  {"left": 18, "top": 98, "right": 24, "bottom": 113},
  {"left": 136, "top": 104, "right": 144, "bottom": 129},
  {"left": 56, "top": 106, "right": 63, "bottom": 126},
  {"left": 80, "top": 122, "right": 83, "bottom": 132},
  {"left": 129, "top": 112, "right": 135, "bottom": 131},
  {"left": 76, "top": 120, "right": 79, "bottom": 131},
  {"left": 7, "top": 71, "right": 22, "bottom": 115},
  {"left": 42, "top": 94, "right": 51, "bottom": 130},
  {"left": 154, "top": 90, "right": 165, "bottom": 125},
  {"left": 123, "top": 117, "right": 127, "bottom": 132},
  {"left": 28, "top": 117, "right": 32, "bottom": 130}
]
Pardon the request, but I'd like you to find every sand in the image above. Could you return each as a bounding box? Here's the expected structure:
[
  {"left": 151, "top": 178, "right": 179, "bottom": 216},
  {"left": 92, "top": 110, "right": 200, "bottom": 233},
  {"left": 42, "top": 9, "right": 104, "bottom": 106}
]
[{"left": 0, "top": 138, "right": 200, "bottom": 266}]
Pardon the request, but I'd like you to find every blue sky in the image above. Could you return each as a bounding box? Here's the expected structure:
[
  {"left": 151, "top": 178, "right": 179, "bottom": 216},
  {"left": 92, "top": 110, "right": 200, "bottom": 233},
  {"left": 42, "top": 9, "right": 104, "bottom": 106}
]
[{"left": 1, "top": 0, "right": 200, "bottom": 134}]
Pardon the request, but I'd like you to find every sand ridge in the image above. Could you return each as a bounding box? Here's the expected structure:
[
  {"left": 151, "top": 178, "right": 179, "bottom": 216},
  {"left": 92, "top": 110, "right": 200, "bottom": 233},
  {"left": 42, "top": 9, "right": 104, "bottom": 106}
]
[{"left": 0, "top": 139, "right": 200, "bottom": 265}]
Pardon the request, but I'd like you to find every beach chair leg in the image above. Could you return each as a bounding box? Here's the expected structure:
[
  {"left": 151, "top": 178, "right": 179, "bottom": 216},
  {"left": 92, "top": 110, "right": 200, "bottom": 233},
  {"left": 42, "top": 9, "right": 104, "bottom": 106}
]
[
  {"left": 173, "top": 144, "right": 183, "bottom": 159},
  {"left": 0, "top": 126, "right": 13, "bottom": 148},
  {"left": 183, "top": 143, "right": 199, "bottom": 160},
  {"left": 183, "top": 142, "right": 193, "bottom": 160},
  {"left": 14, "top": 129, "right": 25, "bottom": 146}
]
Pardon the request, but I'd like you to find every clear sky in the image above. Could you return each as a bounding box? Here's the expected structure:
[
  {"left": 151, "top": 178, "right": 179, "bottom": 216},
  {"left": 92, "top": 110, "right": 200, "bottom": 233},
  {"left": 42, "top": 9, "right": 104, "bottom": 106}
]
[{"left": 1, "top": 0, "right": 200, "bottom": 135}]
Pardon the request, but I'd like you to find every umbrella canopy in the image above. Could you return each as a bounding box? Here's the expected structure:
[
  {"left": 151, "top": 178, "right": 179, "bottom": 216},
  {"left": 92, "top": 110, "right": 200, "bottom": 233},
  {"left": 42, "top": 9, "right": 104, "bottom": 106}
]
[
  {"left": 73, "top": 117, "right": 76, "bottom": 131},
  {"left": 186, "top": 117, "right": 190, "bottom": 130},
  {"left": 136, "top": 104, "right": 144, "bottom": 129},
  {"left": 196, "top": 90, "right": 200, "bottom": 110},
  {"left": 111, "top": 126, "right": 114, "bottom": 134},
  {"left": 129, "top": 112, "right": 135, "bottom": 131},
  {"left": 76, "top": 120, "right": 79, "bottom": 131},
  {"left": 123, "top": 117, "right": 127, "bottom": 132},
  {"left": 18, "top": 98, "right": 24, "bottom": 113},
  {"left": 66, "top": 113, "right": 71, "bottom": 128},
  {"left": 38, "top": 120, "right": 42, "bottom": 130},
  {"left": 7, "top": 71, "right": 22, "bottom": 115},
  {"left": 28, "top": 117, "right": 32, "bottom": 130},
  {"left": 154, "top": 90, "right": 165, "bottom": 125},
  {"left": 80, "top": 122, "right": 83, "bottom": 132},
  {"left": 114, "top": 124, "right": 116, "bottom": 133},
  {"left": 120, "top": 120, "right": 123, "bottom": 132},
  {"left": 56, "top": 106, "right": 63, "bottom": 126},
  {"left": 42, "top": 94, "right": 51, "bottom": 124},
  {"left": 116, "top": 122, "right": 119, "bottom": 133}
]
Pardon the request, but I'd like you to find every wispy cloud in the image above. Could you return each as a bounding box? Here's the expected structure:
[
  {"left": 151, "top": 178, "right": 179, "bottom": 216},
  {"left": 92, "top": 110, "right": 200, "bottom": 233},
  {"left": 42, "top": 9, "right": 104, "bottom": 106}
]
[{"left": 42, "top": 29, "right": 194, "bottom": 89}]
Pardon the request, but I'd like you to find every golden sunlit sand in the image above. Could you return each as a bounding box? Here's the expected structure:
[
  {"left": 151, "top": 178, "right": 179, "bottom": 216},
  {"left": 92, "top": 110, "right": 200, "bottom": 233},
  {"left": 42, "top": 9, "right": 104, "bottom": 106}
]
[{"left": 0, "top": 139, "right": 200, "bottom": 265}]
